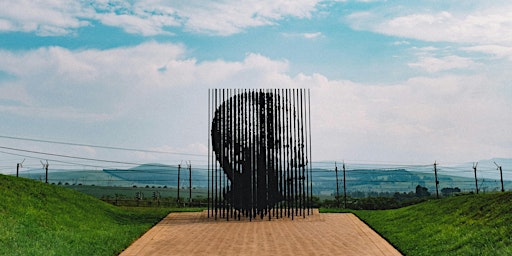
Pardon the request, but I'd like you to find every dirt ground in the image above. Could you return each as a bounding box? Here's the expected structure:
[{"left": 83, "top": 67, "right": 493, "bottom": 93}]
[{"left": 120, "top": 210, "right": 401, "bottom": 256}]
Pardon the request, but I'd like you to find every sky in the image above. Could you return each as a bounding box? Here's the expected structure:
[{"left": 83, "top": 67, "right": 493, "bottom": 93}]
[{"left": 0, "top": 0, "right": 511, "bottom": 171}]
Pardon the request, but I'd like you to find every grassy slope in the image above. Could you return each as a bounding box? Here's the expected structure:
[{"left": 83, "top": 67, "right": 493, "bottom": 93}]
[
  {"left": 0, "top": 174, "right": 171, "bottom": 256},
  {"left": 353, "top": 193, "right": 512, "bottom": 255},
  {"left": 5, "top": 173, "right": 512, "bottom": 255}
]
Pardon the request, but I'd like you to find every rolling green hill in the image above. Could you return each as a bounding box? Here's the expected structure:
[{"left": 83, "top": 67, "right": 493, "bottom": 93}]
[
  {"left": 0, "top": 174, "right": 171, "bottom": 256},
  {"left": 18, "top": 165, "right": 511, "bottom": 198},
  {"left": 352, "top": 192, "right": 512, "bottom": 255},
  {"left": 3, "top": 173, "right": 512, "bottom": 255}
]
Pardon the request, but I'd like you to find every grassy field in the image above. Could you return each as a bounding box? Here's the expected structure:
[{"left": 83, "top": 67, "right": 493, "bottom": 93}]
[
  {"left": 323, "top": 192, "right": 512, "bottom": 255},
  {"left": 4, "top": 172, "right": 512, "bottom": 255},
  {"left": 0, "top": 174, "right": 199, "bottom": 256}
]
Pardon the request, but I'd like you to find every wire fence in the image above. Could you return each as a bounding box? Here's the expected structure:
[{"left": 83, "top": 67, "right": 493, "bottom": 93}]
[
  {"left": 4, "top": 160, "right": 511, "bottom": 198},
  {"left": 1, "top": 135, "right": 511, "bottom": 209}
]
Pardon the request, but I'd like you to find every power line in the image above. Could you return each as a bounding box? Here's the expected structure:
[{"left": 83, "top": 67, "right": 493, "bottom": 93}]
[
  {"left": 0, "top": 145, "right": 179, "bottom": 168},
  {"left": 0, "top": 135, "right": 206, "bottom": 157},
  {"left": 0, "top": 149, "right": 111, "bottom": 169}
]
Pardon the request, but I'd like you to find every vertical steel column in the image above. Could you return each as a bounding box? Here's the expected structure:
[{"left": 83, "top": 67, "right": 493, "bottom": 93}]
[
  {"left": 214, "top": 89, "right": 218, "bottom": 219},
  {"left": 208, "top": 89, "right": 211, "bottom": 218},
  {"left": 286, "top": 89, "right": 293, "bottom": 219},
  {"left": 307, "top": 89, "right": 313, "bottom": 214},
  {"left": 299, "top": 89, "right": 306, "bottom": 217}
]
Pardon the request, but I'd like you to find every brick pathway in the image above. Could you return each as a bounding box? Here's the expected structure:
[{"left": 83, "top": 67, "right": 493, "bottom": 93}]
[{"left": 120, "top": 210, "right": 401, "bottom": 256}]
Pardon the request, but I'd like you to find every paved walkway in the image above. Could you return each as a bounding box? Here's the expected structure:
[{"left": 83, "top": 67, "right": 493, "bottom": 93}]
[{"left": 120, "top": 210, "right": 401, "bottom": 256}]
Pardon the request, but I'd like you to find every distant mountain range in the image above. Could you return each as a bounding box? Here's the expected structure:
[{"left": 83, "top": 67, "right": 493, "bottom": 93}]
[{"left": 8, "top": 158, "right": 512, "bottom": 195}]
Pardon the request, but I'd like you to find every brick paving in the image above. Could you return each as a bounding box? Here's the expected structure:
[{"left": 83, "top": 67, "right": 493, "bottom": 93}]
[{"left": 120, "top": 210, "right": 401, "bottom": 256}]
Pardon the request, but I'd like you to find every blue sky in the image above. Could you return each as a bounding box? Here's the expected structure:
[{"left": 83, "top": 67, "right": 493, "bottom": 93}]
[{"left": 1, "top": 0, "right": 511, "bottom": 171}]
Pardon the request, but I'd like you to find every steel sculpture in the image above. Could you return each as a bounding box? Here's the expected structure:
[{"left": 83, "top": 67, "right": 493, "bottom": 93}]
[{"left": 208, "top": 89, "right": 312, "bottom": 220}]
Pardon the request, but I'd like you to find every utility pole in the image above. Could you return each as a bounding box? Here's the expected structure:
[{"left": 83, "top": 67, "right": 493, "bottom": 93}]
[
  {"left": 494, "top": 161, "right": 505, "bottom": 192},
  {"left": 188, "top": 161, "right": 192, "bottom": 204},
  {"left": 335, "top": 162, "right": 339, "bottom": 208},
  {"left": 473, "top": 162, "right": 479, "bottom": 194},
  {"left": 177, "top": 163, "right": 181, "bottom": 205},
  {"left": 40, "top": 160, "right": 49, "bottom": 183},
  {"left": 16, "top": 159, "right": 25, "bottom": 177},
  {"left": 343, "top": 162, "right": 347, "bottom": 209},
  {"left": 434, "top": 161, "right": 439, "bottom": 199}
]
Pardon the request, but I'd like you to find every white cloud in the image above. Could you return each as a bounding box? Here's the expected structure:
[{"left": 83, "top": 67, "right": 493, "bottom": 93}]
[
  {"left": 162, "top": 0, "right": 320, "bottom": 35},
  {"left": 346, "top": 4, "right": 512, "bottom": 45},
  {"left": 283, "top": 32, "right": 323, "bottom": 39},
  {"left": 0, "top": 0, "right": 90, "bottom": 36},
  {"left": 308, "top": 73, "right": 512, "bottom": 162},
  {"left": 0, "top": 0, "right": 321, "bottom": 36},
  {"left": 408, "top": 55, "right": 478, "bottom": 73},
  {"left": 392, "top": 40, "right": 410, "bottom": 46},
  {"left": 0, "top": 42, "right": 186, "bottom": 118},
  {"left": 1, "top": 42, "right": 510, "bottom": 164},
  {"left": 463, "top": 45, "right": 512, "bottom": 60}
]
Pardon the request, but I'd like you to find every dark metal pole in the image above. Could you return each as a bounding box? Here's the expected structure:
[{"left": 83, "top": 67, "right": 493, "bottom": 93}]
[
  {"left": 308, "top": 89, "right": 313, "bottom": 212},
  {"left": 214, "top": 89, "right": 218, "bottom": 219},
  {"left": 500, "top": 166, "right": 504, "bottom": 192},
  {"left": 208, "top": 89, "right": 211, "bottom": 218},
  {"left": 177, "top": 164, "right": 181, "bottom": 204},
  {"left": 495, "top": 161, "right": 505, "bottom": 192},
  {"left": 189, "top": 162, "right": 192, "bottom": 204},
  {"left": 299, "top": 89, "right": 306, "bottom": 217},
  {"left": 343, "top": 162, "right": 347, "bottom": 209},
  {"left": 221, "top": 88, "right": 226, "bottom": 219},
  {"left": 434, "top": 161, "right": 439, "bottom": 199},
  {"left": 335, "top": 162, "right": 339, "bottom": 208},
  {"left": 473, "top": 162, "right": 479, "bottom": 194}
]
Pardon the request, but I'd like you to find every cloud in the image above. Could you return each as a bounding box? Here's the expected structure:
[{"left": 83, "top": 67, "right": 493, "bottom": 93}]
[
  {"left": 0, "top": 0, "right": 321, "bottom": 36},
  {"left": 1, "top": 42, "right": 510, "bottom": 163},
  {"left": 0, "top": 0, "right": 90, "bottom": 36},
  {"left": 463, "top": 45, "right": 512, "bottom": 60},
  {"left": 308, "top": 73, "right": 512, "bottom": 162},
  {"left": 408, "top": 55, "right": 478, "bottom": 73},
  {"left": 346, "top": 4, "right": 512, "bottom": 45},
  {"left": 0, "top": 42, "right": 186, "bottom": 119},
  {"left": 283, "top": 32, "right": 323, "bottom": 39},
  {"left": 392, "top": 40, "right": 410, "bottom": 46}
]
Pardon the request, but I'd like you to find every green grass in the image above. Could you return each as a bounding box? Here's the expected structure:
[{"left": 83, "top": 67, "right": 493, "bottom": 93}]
[
  {"left": 0, "top": 174, "right": 181, "bottom": 256},
  {"left": 5, "top": 172, "right": 512, "bottom": 256},
  {"left": 328, "top": 193, "right": 512, "bottom": 255}
]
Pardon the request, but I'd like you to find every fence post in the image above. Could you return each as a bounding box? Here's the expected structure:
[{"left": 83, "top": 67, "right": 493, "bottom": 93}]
[
  {"left": 473, "top": 162, "right": 479, "bottom": 194},
  {"left": 335, "top": 162, "right": 339, "bottom": 208},
  {"left": 188, "top": 161, "right": 192, "bottom": 204},
  {"left": 40, "top": 160, "right": 49, "bottom": 183},
  {"left": 343, "top": 162, "right": 347, "bottom": 208},
  {"left": 494, "top": 162, "right": 504, "bottom": 192},
  {"left": 17, "top": 159, "right": 26, "bottom": 178},
  {"left": 434, "top": 161, "right": 439, "bottom": 199},
  {"left": 177, "top": 163, "right": 181, "bottom": 205}
]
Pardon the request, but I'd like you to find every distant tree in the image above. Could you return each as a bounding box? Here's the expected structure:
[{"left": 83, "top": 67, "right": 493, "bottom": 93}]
[
  {"left": 415, "top": 185, "right": 430, "bottom": 197},
  {"left": 441, "top": 187, "right": 461, "bottom": 197}
]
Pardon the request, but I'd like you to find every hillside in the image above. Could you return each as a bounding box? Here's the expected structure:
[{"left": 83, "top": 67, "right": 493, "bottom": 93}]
[
  {"left": 354, "top": 192, "right": 512, "bottom": 255},
  {"left": 13, "top": 163, "right": 512, "bottom": 199},
  {"left": 0, "top": 174, "right": 170, "bottom": 256}
]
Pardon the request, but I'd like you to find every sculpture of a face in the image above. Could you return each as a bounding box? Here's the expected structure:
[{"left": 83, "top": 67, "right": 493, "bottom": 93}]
[{"left": 211, "top": 90, "right": 307, "bottom": 216}]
